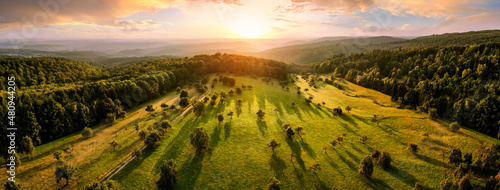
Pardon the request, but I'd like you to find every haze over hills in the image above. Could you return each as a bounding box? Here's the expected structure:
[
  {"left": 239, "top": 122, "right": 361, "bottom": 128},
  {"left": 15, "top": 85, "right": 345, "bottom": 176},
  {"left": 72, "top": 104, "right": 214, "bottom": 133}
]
[{"left": 1, "top": 30, "right": 500, "bottom": 66}]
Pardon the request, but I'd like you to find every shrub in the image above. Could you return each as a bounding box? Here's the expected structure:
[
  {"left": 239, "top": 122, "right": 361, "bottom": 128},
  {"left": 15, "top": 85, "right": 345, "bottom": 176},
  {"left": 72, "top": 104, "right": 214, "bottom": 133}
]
[
  {"left": 179, "top": 97, "right": 190, "bottom": 107},
  {"left": 448, "top": 148, "right": 462, "bottom": 165},
  {"left": 85, "top": 180, "right": 120, "bottom": 190},
  {"left": 378, "top": 152, "right": 392, "bottom": 169},
  {"left": 359, "top": 135, "right": 368, "bottom": 144},
  {"left": 145, "top": 130, "right": 162, "bottom": 148},
  {"left": 371, "top": 150, "right": 381, "bottom": 160},
  {"left": 159, "top": 120, "right": 173, "bottom": 131},
  {"left": 413, "top": 182, "right": 423, "bottom": 190},
  {"left": 139, "top": 130, "right": 148, "bottom": 140},
  {"left": 53, "top": 150, "right": 63, "bottom": 161},
  {"left": 266, "top": 177, "right": 281, "bottom": 190},
  {"left": 450, "top": 122, "right": 460, "bottom": 132},
  {"left": 82, "top": 127, "right": 93, "bottom": 138},
  {"left": 55, "top": 162, "right": 75, "bottom": 185},
  {"left": 161, "top": 103, "right": 168, "bottom": 108},
  {"left": 268, "top": 139, "right": 281, "bottom": 153},
  {"left": 359, "top": 156, "right": 374, "bottom": 178},
  {"left": 408, "top": 142, "right": 418, "bottom": 154},
  {"left": 180, "top": 90, "right": 189, "bottom": 98}
]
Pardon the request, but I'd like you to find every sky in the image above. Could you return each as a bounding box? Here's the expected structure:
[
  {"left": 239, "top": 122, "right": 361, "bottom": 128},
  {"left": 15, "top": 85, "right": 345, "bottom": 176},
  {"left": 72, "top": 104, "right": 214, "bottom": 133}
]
[{"left": 0, "top": 0, "right": 500, "bottom": 40}]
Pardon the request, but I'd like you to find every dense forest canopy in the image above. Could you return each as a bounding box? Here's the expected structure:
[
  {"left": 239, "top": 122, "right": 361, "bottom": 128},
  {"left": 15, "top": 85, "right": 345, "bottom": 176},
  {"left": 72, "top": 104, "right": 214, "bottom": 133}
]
[
  {"left": 300, "top": 42, "right": 500, "bottom": 137},
  {"left": 0, "top": 53, "right": 288, "bottom": 158}
]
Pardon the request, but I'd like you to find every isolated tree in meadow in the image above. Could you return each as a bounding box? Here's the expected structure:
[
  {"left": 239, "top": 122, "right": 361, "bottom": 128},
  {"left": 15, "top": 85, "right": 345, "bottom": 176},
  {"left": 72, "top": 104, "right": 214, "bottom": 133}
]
[
  {"left": 371, "top": 114, "right": 378, "bottom": 126},
  {"left": 220, "top": 98, "right": 226, "bottom": 104},
  {"left": 286, "top": 127, "right": 295, "bottom": 139},
  {"left": 448, "top": 148, "right": 463, "bottom": 165},
  {"left": 337, "top": 136, "right": 344, "bottom": 144},
  {"left": 292, "top": 102, "right": 295, "bottom": 107},
  {"left": 236, "top": 87, "right": 242, "bottom": 94},
  {"left": 157, "top": 159, "right": 177, "bottom": 190},
  {"left": 179, "top": 97, "right": 190, "bottom": 107},
  {"left": 304, "top": 88, "right": 309, "bottom": 92},
  {"left": 345, "top": 106, "right": 352, "bottom": 113},
  {"left": 110, "top": 140, "right": 119, "bottom": 151},
  {"left": 217, "top": 113, "right": 224, "bottom": 126},
  {"left": 237, "top": 99, "right": 243, "bottom": 106},
  {"left": 256, "top": 109, "right": 266, "bottom": 120},
  {"left": 228, "top": 89, "right": 234, "bottom": 96},
  {"left": 359, "top": 135, "right": 368, "bottom": 144},
  {"left": 4, "top": 181, "right": 21, "bottom": 190},
  {"left": 463, "top": 153, "right": 472, "bottom": 166},
  {"left": 210, "top": 99, "right": 216, "bottom": 106},
  {"left": 227, "top": 111, "right": 234, "bottom": 124},
  {"left": 332, "top": 107, "right": 342, "bottom": 116},
  {"left": 63, "top": 145, "right": 72, "bottom": 156},
  {"left": 193, "top": 101, "right": 205, "bottom": 116},
  {"left": 203, "top": 96, "right": 210, "bottom": 103},
  {"left": 190, "top": 127, "right": 210, "bottom": 155},
  {"left": 135, "top": 125, "right": 139, "bottom": 132},
  {"left": 297, "top": 91, "right": 301, "bottom": 96},
  {"left": 378, "top": 152, "right": 392, "bottom": 169},
  {"left": 176, "top": 87, "right": 181, "bottom": 93},
  {"left": 146, "top": 105, "right": 155, "bottom": 112},
  {"left": 286, "top": 87, "right": 289, "bottom": 91},
  {"left": 20, "top": 136, "right": 35, "bottom": 158},
  {"left": 53, "top": 150, "right": 63, "bottom": 161},
  {"left": 82, "top": 127, "right": 93, "bottom": 139},
  {"left": 266, "top": 177, "right": 281, "bottom": 190},
  {"left": 359, "top": 156, "right": 374, "bottom": 179},
  {"left": 322, "top": 102, "right": 326, "bottom": 106},
  {"left": 295, "top": 126, "right": 303, "bottom": 137},
  {"left": 180, "top": 89, "right": 189, "bottom": 98},
  {"left": 55, "top": 162, "right": 75, "bottom": 185},
  {"left": 268, "top": 139, "right": 281, "bottom": 153},
  {"left": 371, "top": 150, "right": 381, "bottom": 160},
  {"left": 220, "top": 91, "right": 227, "bottom": 98}
]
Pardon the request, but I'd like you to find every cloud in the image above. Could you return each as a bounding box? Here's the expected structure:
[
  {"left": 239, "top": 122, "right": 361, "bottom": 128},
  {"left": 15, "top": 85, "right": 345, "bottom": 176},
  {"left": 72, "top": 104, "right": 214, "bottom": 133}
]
[
  {"left": 377, "top": 0, "right": 488, "bottom": 18},
  {"left": 284, "top": 0, "right": 375, "bottom": 14},
  {"left": 400, "top": 24, "right": 410, "bottom": 29},
  {"left": 0, "top": 0, "right": 240, "bottom": 30}
]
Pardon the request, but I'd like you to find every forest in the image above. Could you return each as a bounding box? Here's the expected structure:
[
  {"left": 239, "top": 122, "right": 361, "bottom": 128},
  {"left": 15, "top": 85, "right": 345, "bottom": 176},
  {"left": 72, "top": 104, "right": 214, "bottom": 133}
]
[
  {"left": 0, "top": 53, "right": 288, "bottom": 157},
  {"left": 303, "top": 42, "right": 500, "bottom": 137}
]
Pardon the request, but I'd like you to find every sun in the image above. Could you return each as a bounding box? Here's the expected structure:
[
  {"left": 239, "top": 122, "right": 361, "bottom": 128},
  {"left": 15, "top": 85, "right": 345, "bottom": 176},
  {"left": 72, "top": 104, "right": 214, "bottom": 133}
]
[{"left": 225, "top": 15, "right": 272, "bottom": 38}]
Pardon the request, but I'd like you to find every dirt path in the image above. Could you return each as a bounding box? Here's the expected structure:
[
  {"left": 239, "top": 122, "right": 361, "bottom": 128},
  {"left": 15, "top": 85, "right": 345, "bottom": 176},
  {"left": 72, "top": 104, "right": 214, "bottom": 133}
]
[{"left": 99, "top": 87, "right": 212, "bottom": 181}]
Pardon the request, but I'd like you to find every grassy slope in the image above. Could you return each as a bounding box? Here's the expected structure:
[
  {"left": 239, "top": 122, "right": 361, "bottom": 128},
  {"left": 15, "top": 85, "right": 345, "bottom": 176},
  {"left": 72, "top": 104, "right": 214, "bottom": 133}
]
[
  {"left": 115, "top": 75, "right": 500, "bottom": 190},
  {"left": 0, "top": 87, "right": 202, "bottom": 189}
]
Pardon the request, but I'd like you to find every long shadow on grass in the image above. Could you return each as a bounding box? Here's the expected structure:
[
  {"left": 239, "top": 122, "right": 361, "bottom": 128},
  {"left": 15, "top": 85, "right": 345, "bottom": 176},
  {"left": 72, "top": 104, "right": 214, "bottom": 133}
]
[
  {"left": 333, "top": 149, "right": 356, "bottom": 170},
  {"left": 224, "top": 122, "right": 231, "bottom": 139},
  {"left": 364, "top": 178, "right": 394, "bottom": 190},
  {"left": 313, "top": 174, "right": 331, "bottom": 190},
  {"left": 385, "top": 166, "right": 418, "bottom": 187},
  {"left": 300, "top": 141, "right": 316, "bottom": 159},
  {"left": 177, "top": 154, "right": 205, "bottom": 190},
  {"left": 285, "top": 138, "right": 306, "bottom": 170},
  {"left": 113, "top": 144, "right": 156, "bottom": 182},
  {"left": 418, "top": 154, "right": 451, "bottom": 169},
  {"left": 209, "top": 124, "right": 222, "bottom": 156},
  {"left": 291, "top": 159, "right": 305, "bottom": 187},
  {"left": 257, "top": 120, "right": 268, "bottom": 137},
  {"left": 343, "top": 148, "right": 360, "bottom": 163},
  {"left": 269, "top": 153, "right": 287, "bottom": 180},
  {"left": 324, "top": 152, "right": 343, "bottom": 177}
]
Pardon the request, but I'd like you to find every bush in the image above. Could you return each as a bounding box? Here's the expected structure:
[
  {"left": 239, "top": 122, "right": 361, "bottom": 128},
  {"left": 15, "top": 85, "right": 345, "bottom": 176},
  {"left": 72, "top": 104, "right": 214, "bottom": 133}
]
[
  {"left": 53, "top": 150, "right": 63, "bottom": 161},
  {"left": 359, "top": 135, "right": 368, "bottom": 144},
  {"left": 408, "top": 142, "right": 418, "bottom": 154},
  {"left": 180, "top": 90, "right": 189, "bottom": 98},
  {"left": 268, "top": 139, "right": 281, "bottom": 153},
  {"left": 82, "top": 127, "right": 93, "bottom": 138},
  {"left": 145, "top": 130, "right": 162, "bottom": 148},
  {"left": 333, "top": 107, "right": 342, "bottom": 115},
  {"left": 55, "top": 162, "right": 75, "bottom": 185},
  {"left": 161, "top": 103, "right": 168, "bottom": 108},
  {"left": 139, "top": 130, "right": 148, "bottom": 140},
  {"left": 378, "top": 152, "right": 392, "bottom": 169},
  {"left": 159, "top": 120, "right": 173, "bottom": 131},
  {"left": 371, "top": 150, "right": 381, "bottom": 160},
  {"left": 359, "top": 156, "right": 374, "bottom": 178},
  {"left": 145, "top": 105, "right": 155, "bottom": 112},
  {"left": 413, "top": 182, "right": 423, "bottom": 190},
  {"left": 450, "top": 122, "right": 460, "bottom": 132},
  {"left": 179, "top": 97, "right": 190, "bottom": 107}
]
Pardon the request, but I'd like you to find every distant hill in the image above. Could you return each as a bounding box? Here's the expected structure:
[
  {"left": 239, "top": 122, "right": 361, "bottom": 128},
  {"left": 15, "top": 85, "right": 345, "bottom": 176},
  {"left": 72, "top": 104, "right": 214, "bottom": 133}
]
[{"left": 247, "top": 30, "right": 500, "bottom": 64}]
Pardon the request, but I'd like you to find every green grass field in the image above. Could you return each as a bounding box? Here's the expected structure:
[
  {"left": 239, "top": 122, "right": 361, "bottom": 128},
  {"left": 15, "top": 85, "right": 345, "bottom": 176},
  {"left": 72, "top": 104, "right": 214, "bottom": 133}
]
[
  {"left": 3, "top": 74, "right": 499, "bottom": 189},
  {"left": 112, "top": 75, "right": 500, "bottom": 189}
]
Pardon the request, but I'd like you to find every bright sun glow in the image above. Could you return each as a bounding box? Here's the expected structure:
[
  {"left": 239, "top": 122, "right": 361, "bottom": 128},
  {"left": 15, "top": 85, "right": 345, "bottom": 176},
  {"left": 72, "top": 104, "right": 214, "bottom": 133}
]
[{"left": 225, "top": 15, "right": 272, "bottom": 38}]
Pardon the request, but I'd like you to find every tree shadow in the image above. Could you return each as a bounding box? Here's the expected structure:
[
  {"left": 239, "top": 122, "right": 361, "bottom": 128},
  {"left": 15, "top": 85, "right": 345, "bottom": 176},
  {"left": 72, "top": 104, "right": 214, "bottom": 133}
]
[
  {"left": 177, "top": 154, "right": 205, "bottom": 190},
  {"left": 313, "top": 174, "right": 331, "bottom": 190},
  {"left": 300, "top": 141, "right": 316, "bottom": 159},
  {"left": 364, "top": 177, "right": 394, "bottom": 190},
  {"left": 285, "top": 138, "right": 306, "bottom": 170},
  {"left": 339, "top": 114, "right": 360, "bottom": 129},
  {"left": 333, "top": 149, "right": 356, "bottom": 170},
  {"left": 257, "top": 120, "right": 268, "bottom": 137},
  {"left": 224, "top": 122, "right": 231, "bottom": 139},
  {"left": 269, "top": 153, "right": 287, "bottom": 180},
  {"left": 386, "top": 166, "right": 418, "bottom": 187},
  {"left": 209, "top": 125, "right": 222, "bottom": 156},
  {"left": 343, "top": 149, "right": 360, "bottom": 163},
  {"left": 418, "top": 154, "right": 451, "bottom": 169}
]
